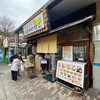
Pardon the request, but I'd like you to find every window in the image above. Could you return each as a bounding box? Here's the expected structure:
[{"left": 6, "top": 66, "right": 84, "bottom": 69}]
[
  {"left": 93, "top": 24, "right": 100, "bottom": 41},
  {"left": 73, "top": 45, "right": 87, "bottom": 62}
]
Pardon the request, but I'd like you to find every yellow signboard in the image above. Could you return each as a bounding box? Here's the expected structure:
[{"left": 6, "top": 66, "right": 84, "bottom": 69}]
[
  {"left": 64, "top": 46, "right": 72, "bottom": 52},
  {"left": 33, "top": 17, "right": 42, "bottom": 28}
]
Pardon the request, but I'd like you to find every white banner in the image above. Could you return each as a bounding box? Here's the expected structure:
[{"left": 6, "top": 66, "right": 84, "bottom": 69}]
[
  {"left": 10, "top": 42, "right": 22, "bottom": 47},
  {"left": 3, "top": 37, "right": 8, "bottom": 47}
]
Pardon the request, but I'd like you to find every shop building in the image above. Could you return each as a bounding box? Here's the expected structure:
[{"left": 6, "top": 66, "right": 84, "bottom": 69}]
[
  {"left": 0, "top": 36, "right": 27, "bottom": 63},
  {"left": 14, "top": 0, "right": 100, "bottom": 91},
  {"left": 92, "top": 1, "right": 100, "bottom": 92}
]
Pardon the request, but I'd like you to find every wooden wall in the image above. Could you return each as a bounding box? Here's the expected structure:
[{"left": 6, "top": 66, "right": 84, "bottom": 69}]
[
  {"left": 81, "top": 29, "right": 89, "bottom": 39},
  {"left": 57, "top": 28, "right": 89, "bottom": 43},
  {"left": 66, "top": 30, "right": 79, "bottom": 41}
]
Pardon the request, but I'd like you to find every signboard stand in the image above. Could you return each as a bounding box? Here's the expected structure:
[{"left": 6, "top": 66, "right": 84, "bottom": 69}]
[
  {"left": 56, "top": 60, "right": 87, "bottom": 95},
  {"left": 56, "top": 73, "right": 87, "bottom": 96}
]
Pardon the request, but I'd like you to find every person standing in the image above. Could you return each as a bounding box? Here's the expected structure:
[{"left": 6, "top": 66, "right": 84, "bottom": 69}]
[
  {"left": 11, "top": 56, "right": 21, "bottom": 82},
  {"left": 9, "top": 52, "right": 24, "bottom": 76}
]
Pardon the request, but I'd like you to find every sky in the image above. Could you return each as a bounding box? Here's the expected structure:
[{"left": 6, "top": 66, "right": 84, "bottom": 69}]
[{"left": 0, "top": 0, "right": 49, "bottom": 29}]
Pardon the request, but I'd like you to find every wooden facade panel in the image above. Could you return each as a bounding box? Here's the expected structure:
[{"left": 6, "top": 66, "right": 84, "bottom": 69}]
[
  {"left": 82, "top": 29, "right": 89, "bottom": 39},
  {"left": 57, "top": 33, "right": 63, "bottom": 43},
  {"left": 57, "top": 28, "right": 89, "bottom": 43},
  {"left": 66, "top": 30, "right": 79, "bottom": 41}
]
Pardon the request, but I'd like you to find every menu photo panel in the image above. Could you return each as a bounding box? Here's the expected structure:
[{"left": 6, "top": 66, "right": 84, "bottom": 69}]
[{"left": 56, "top": 61, "right": 86, "bottom": 88}]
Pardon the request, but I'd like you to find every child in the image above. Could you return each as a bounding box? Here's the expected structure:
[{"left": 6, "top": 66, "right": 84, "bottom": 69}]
[{"left": 11, "top": 56, "right": 21, "bottom": 82}]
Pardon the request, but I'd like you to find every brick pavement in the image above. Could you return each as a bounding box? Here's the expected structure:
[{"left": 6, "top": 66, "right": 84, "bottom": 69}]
[{"left": 0, "top": 61, "right": 100, "bottom": 100}]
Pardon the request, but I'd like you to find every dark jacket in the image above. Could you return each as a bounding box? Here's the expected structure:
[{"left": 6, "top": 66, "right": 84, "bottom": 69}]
[{"left": 9, "top": 53, "right": 24, "bottom": 63}]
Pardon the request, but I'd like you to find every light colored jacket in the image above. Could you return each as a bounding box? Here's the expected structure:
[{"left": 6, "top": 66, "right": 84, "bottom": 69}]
[{"left": 11, "top": 58, "right": 21, "bottom": 71}]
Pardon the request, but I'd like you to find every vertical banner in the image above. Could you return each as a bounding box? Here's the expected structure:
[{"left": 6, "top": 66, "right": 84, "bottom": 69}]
[
  {"left": 3, "top": 37, "right": 8, "bottom": 48},
  {"left": 0, "top": 49, "right": 3, "bottom": 60},
  {"left": 62, "top": 46, "right": 73, "bottom": 61}
]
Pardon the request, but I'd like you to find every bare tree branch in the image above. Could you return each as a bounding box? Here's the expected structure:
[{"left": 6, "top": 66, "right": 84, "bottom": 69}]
[
  {"left": 0, "top": 31, "right": 14, "bottom": 37},
  {"left": 0, "top": 16, "right": 15, "bottom": 36}
]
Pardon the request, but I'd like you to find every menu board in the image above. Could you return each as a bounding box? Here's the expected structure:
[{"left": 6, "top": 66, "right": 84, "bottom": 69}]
[
  {"left": 62, "top": 46, "right": 73, "bottom": 61},
  {"left": 56, "top": 60, "right": 86, "bottom": 88},
  {"left": 24, "top": 61, "right": 32, "bottom": 68},
  {"left": 41, "top": 59, "right": 47, "bottom": 64}
]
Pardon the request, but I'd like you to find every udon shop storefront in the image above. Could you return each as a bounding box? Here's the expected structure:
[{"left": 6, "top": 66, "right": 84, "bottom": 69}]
[{"left": 14, "top": 1, "right": 99, "bottom": 91}]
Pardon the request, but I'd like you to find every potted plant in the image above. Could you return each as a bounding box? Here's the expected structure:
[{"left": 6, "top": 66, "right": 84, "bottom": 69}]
[{"left": 73, "top": 87, "right": 82, "bottom": 95}]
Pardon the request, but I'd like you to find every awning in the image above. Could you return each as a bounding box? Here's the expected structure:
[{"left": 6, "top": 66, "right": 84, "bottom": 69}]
[
  {"left": 27, "top": 15, "right": 94, "bottom": 40},
  {"left": 48, "top": 15, "right": 94, "bottom": 34}
]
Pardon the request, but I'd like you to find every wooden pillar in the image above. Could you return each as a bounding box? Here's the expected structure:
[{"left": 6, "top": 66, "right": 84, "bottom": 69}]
[
  {"left": 83, "top": 21, "right": 93, "bottom": 88},
  {"left": 86, "top": 41, "right": 90, "bottom": 89},
  {"left": 89, "top": 34, "right": 93, "bottom": 88}
]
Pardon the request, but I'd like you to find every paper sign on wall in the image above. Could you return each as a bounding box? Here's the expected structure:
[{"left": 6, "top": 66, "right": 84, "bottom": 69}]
[{"left": 62, "top": 46, "right": 73, "bottom": 61}]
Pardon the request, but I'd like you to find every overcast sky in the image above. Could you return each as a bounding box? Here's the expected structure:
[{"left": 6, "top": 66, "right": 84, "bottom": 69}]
[{"left": 0, "top": 0, "right": 49, "bottom": 29}]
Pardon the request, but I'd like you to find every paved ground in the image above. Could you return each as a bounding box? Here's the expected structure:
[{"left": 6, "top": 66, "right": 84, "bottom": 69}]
[{"left": 0, "top": 61, "right": 100, "bottom": 100}]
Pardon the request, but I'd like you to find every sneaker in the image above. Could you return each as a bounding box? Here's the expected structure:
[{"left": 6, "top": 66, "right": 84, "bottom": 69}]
[
  {"left": 13, "top": 80, "right": 17, "bottom": 82},
  {"left": 8, "top": 63, "right": 12, "bottom": 66}
]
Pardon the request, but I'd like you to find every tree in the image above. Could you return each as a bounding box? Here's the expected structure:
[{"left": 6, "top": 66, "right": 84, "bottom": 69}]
[{"left": 0, "top": 16, "right": 15, "bottom": 38}]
